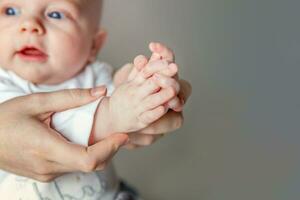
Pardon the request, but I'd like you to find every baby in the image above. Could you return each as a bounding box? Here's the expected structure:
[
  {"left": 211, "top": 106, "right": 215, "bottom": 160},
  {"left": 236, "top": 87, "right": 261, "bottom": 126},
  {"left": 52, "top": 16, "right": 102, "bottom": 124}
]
[{"left": 0, "top": 0, "right": 182, "bottom": 199}]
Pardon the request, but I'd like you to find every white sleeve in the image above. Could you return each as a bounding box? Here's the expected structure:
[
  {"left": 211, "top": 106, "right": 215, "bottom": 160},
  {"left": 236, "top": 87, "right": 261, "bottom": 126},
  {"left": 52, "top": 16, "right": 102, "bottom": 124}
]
[
  {"left": 51, "top": 62, "right": 115, "bottom": 146},
  {"left": 0, "top": 78, "right": 26, "bottom": 104},
  {"left": 51, "top": 99, "right": 102, "bottom": 146},
  {"left": 0, "top": 76, "right": 98, "bottom": 146}
]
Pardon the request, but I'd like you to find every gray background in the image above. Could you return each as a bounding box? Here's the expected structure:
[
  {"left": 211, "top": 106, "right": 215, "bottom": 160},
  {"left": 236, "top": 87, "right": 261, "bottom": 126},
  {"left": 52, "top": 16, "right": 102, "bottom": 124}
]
[{"left": 100, "top": 0, "right": 300, "bottom": 199}]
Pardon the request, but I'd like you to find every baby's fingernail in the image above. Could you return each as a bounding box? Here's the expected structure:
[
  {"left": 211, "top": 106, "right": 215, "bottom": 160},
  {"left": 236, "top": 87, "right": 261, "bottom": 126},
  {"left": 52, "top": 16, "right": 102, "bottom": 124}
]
[{"left": 91, "top": 86, "right": 107, "bottom": 97}]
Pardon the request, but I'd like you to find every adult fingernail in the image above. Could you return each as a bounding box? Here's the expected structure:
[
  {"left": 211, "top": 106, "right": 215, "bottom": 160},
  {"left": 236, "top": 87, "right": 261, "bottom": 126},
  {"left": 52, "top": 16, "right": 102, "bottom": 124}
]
[{"left": 91, "top": 86, "right": 107, "bottom": 97}]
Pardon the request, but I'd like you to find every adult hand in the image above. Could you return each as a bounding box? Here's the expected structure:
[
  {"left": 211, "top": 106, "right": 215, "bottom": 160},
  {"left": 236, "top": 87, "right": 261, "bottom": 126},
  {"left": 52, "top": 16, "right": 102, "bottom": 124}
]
[
  {"left": 125, "top": 79, "right": 192, "bottom": 149},
  {"left": 0, "top": 87, "right": 128, "bottom": 182}
]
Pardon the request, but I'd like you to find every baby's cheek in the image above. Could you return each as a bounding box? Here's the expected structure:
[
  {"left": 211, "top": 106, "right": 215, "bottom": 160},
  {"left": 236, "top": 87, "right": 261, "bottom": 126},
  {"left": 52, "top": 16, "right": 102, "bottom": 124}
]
[{"left": 50, "top": 34, "right": 90, "bottom": 69}]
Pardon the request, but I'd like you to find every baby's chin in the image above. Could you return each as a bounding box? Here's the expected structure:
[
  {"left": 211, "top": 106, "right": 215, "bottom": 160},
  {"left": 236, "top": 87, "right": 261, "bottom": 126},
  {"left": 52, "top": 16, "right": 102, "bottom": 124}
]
[{"left": 11, "top": 68, "right": 56, "bottom": 85}]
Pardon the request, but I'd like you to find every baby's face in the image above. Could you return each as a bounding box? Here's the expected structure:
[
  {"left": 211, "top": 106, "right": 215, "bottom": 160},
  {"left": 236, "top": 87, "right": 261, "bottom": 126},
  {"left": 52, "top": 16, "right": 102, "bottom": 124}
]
[{"left": 0, "top": 0, "right": 103, "bottom": 84}]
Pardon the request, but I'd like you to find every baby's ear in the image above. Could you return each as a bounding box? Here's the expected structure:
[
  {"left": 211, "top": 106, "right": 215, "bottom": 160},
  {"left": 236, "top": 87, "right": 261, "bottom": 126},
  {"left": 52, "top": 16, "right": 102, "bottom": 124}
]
[{"left": 88, "top": 29, "right": 107, "bottom": 62}]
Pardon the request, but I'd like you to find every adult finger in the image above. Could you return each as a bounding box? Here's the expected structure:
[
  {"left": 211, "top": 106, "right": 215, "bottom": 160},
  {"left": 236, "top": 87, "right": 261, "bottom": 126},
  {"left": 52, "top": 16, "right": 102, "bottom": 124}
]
[
  {"left": 84, "top": 133, "right": 128, "bottom": 171},
  {"left": 42, "top": 125, "right": 128, "bottom": 172},
  {"left": 23, "top": 87, "right": 107, "bottom": 115},
  {"left": 178, "top": 79, "right": 192, "bottom": 105},
  {"left": 138, "top": 111, "right": 184, "bottom": 135},
  {"left": 126, "top": 133, "right": 163, "bottom": 146}
]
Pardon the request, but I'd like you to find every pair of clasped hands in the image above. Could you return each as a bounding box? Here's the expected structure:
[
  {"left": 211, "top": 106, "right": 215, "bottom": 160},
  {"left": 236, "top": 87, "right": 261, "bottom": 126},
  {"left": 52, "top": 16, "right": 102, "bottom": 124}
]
[{"left": 0, "top": 43, "right": 191, "bottom": 182}]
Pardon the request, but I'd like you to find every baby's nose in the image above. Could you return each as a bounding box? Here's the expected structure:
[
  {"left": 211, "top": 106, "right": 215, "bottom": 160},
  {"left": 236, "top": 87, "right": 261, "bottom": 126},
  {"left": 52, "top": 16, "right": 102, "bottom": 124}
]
[{"left": 19, "top": 17, "right": 45, "bottom": 35}]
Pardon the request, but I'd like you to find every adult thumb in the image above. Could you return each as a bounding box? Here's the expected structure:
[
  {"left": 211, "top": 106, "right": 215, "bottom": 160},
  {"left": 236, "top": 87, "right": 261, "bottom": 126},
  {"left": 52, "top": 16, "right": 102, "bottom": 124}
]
[{"left": 87, "top": 133, "right": 129, "bottom": 168}]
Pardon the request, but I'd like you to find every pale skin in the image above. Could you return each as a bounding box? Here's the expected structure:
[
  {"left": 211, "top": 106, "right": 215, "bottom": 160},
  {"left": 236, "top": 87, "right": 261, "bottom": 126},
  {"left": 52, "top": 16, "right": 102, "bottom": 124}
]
[
  {"left": 92, "top": 54, "right": 181, "bottom": 141},
  {"left": 0, "top": 0, "right": 189, "bottom": 146},
  {"left": 114, "top": 42, "right": 191, "bottom": 149},
  {"left": 0, "top": 0, "right": 192, "bottom": 181},
  {"left": 0, "top": 87, "right": 129, "bottom": 182},
  {"left": 0, "top": 78, "right": 190, "bottom": 182}
]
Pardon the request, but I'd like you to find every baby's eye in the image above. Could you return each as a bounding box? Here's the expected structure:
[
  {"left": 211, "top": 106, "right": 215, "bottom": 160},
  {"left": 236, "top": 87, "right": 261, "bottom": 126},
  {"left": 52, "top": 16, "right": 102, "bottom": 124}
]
[
  {"left": 4, "top": 7, "right": 20, "bottom": 16},
  {"left": 47, "top": 11, "right": 65, "bottom": 19}
]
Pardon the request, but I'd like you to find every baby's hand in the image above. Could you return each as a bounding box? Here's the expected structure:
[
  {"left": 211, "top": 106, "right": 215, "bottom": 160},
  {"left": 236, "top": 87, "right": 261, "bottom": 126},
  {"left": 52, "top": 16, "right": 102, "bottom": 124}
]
[
  {"left": 128, "top": 42, "right": 183, "bottom": 112},
  {"left": 92, "top": 63, "right": 178, "bottom": 141}
]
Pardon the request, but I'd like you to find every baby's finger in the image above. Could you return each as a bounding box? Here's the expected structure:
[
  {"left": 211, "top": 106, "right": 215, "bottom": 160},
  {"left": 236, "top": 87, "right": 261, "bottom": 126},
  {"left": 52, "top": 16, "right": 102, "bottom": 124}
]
[
  {"left": 167, "top": 97, "right": 183, "bottom": 112},
  {"left": 127, "top": 66, "right": 139, "bottom": 82},
  {"left": 134, "top": 55, "right": 148, "bottom": 71},
  {"left": 128, "top": 55, "right": 148, "bottom": 81},
  {"left": 139, "top": 106, "right": 167, "bottom": 125},
  {"left": 153, "top": 73, "right": 180, "bottom": 94},
  {"left": 138, "top": 77, "right": 161, "bottom": 99},
  {"left": 142, "top": 61, "right": 178, "bottom": 78},
  {"left": 140, "top": 88, "right": 176, "bottom": 111},
  {"left": 149, "top": 52, "right": 161, "bottom": 62},
  {"left": 149, "top": 42, "right": 175, "bottom": 62}
]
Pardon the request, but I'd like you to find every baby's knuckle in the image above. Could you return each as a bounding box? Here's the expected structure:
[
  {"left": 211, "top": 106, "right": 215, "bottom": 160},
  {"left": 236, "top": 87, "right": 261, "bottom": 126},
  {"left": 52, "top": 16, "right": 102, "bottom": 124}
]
[
  {"left": 138, "top": 114, "right": 151, "bottom": 125},
  {"left": 168, "top": 88, "right": 176, "bottom": 97}
]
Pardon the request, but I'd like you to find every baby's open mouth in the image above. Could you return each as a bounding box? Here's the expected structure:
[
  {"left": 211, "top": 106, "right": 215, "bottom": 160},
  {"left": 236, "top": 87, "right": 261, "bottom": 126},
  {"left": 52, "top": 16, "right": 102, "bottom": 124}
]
[{"left": 17, "top": 46, "right": 48, "bottom": 62}]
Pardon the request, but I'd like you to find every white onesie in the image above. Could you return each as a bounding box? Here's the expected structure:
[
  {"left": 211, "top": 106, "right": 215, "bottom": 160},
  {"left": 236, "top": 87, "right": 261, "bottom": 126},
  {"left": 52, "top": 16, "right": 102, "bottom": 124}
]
[{"left": 0, "top": 61, "right": 120, "bottom": 200}]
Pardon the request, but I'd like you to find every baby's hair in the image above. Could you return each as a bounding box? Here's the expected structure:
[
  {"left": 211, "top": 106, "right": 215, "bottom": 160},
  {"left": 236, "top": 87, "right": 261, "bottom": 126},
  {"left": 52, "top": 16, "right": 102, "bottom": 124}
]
[{"left": 80, "top": 0, "right": 104, "bottom": 28}]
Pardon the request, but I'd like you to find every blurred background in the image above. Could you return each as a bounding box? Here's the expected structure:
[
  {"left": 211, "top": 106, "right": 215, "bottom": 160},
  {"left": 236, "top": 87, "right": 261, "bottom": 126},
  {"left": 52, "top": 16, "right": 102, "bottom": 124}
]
[{"left": 100, "top": 0, "right": 300, "bottom": 199}]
